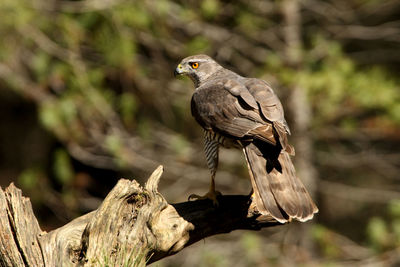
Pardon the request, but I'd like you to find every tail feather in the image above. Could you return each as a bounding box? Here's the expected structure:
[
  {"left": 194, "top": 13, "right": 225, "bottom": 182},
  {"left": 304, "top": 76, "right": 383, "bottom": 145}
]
[
  {"left": 244, "top": 147, "right": 288, "bottom": 223},
  {"left": 243, "top": 143, "right": 318, "bottom": 223}
]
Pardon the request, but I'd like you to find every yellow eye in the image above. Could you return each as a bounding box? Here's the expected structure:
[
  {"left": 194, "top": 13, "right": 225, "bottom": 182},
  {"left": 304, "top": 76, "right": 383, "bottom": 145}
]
[{"left": 190, "top": 62, "right": 199, "bottom": 69}]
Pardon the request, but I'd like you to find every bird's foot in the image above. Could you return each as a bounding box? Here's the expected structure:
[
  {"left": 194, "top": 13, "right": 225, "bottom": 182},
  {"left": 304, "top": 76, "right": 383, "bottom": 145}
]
[{"left": 188, "top": 190, "right": 222, "bottom": 206}]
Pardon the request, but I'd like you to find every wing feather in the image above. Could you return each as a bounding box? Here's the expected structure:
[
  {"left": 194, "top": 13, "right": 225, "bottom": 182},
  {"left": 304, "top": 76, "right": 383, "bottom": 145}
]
[
  {"left": 192, "top": 82, "right": 264, "bottom": 139},
  {"left": 192, "top": 77, "right": 290, "bottom": 149}
]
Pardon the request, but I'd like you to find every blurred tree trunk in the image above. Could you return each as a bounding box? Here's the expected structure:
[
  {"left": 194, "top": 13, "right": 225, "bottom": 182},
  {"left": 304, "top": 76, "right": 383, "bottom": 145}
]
[
  {"left": 0, "top": 166, "right": 280, "bottom": 267},
  {"left": 282, "top": 0, "right": 317, "bottom": 199},
  {"left": 282, "top": 0, "right": 318, "bottom": 253}
]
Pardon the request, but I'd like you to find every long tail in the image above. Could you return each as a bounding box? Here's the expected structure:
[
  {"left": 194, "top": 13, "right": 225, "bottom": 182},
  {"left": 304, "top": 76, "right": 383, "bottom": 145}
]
[{"left": 243, "top": 142, "right": 318, "bottom": 223}]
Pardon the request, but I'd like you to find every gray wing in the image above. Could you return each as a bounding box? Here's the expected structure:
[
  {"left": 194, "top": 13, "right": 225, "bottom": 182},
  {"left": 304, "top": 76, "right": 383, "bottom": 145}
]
[
  {"left": 241, "top": 78, "right": 293, "bottom": 154},
  {"left": 191, "top": 77, "right": 293, "bottom": 153}
]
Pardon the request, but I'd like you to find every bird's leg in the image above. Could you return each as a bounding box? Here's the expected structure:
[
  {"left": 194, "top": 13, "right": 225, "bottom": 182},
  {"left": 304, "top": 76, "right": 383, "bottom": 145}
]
[
  {"left": 189, "top": 133, "right": 222, "bottom": 205},
  {"left": 188, "top": 171, "right": 221, "bottom": 206}
]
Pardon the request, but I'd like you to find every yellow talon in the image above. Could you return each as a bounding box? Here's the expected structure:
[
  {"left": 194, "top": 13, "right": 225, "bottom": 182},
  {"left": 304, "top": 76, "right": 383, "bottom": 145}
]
[
  {"left": 188, "top": 190, "right": 221, "bottom": 206},
  {"left": 189, "top": 173, "right": 221, "bottom": 206}
]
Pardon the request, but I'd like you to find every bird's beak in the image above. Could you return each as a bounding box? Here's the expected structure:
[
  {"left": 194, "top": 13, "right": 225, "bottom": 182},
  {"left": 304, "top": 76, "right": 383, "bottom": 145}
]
[{"left": 174, "top": 64, "right": 184, "bottom": 77}]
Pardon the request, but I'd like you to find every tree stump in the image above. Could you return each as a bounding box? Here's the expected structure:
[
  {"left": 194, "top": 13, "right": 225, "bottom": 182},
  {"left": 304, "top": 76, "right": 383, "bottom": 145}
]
[{"left": 0, "top": 166, "right": 282, "bottom": 266}]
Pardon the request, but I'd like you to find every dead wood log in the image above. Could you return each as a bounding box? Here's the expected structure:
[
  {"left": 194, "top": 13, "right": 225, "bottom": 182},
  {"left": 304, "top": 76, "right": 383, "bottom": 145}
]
[{"left": 0, "top": 166, "right": 282, "bottom": 266}]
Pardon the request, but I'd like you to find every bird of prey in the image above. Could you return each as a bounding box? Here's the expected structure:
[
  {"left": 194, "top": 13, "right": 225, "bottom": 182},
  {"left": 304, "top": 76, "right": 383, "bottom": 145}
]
[{"left": 174, "top": 54, "right": 318, "bottom": 223}]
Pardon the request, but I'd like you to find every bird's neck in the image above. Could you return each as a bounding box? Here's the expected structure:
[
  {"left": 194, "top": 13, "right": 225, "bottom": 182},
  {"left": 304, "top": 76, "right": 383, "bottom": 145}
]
[
  {"left": 190, "top": 75, "right": 202, "bottom": 88},
  {"left": 193, "top": 66, "right": 233, "bottom": 88}
]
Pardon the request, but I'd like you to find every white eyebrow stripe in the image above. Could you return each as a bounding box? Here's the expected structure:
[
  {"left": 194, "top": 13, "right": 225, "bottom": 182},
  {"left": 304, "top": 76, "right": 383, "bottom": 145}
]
[{"left": 187, "top": 59, "right": 208, "bottom": 63}]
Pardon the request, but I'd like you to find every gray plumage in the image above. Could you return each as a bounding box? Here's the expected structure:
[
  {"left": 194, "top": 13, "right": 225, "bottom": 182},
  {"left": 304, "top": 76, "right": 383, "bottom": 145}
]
[{"left": 175, "top": 54, "right": 318, "bottom": 223}]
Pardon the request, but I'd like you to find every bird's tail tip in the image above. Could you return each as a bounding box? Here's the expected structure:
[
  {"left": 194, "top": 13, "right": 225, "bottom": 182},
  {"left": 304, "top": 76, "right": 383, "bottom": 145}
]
[{"left": 244, "top": 144, "right": 319, "bottom": 224}]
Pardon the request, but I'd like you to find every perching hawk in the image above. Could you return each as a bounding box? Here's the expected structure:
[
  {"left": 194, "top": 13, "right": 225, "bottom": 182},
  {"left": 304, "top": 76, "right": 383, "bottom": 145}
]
[{"left": 174, "top": 54, "right": 318, "bottom": 223}]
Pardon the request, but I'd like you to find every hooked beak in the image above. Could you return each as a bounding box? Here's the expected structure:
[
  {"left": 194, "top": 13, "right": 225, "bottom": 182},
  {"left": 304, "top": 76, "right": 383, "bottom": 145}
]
[{"left": 174, "top": 64, "right": 184, "bottom": 77}]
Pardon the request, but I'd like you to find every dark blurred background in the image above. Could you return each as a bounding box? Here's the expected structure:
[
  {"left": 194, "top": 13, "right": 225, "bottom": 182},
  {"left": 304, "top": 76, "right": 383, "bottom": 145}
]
[{"left": 0, "top": 0, "right": 399, "bottom": 266}]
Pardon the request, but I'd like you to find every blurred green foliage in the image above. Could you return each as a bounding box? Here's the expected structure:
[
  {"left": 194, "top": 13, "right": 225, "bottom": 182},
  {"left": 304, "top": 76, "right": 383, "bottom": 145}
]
[
  {"left": 266, "top": 38, "right": 400, "bottom": 129},
  {"left": 201, "top": 0, "right": 220, "bottom": 20},
  {"left": 18, "top": 168, "right": 40, "bottom": 190},
  {"left": 53, "top": 149, "right": 74, "bottom": 185},
  {"left": 367, "top": 200, "right": 400, "bottom": 252},
  {"left": 312, "top": 224, "right": 342, "bottom": 258}
]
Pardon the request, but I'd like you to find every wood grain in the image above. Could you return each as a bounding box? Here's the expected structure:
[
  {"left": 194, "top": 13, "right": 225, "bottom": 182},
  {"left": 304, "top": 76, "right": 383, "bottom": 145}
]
[{"left": 0, "top": 166, "right": 282, "bottom": 266}]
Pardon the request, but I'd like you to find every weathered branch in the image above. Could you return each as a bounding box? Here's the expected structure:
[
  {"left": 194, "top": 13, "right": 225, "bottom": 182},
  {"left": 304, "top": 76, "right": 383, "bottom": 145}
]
[{"left": 0, "top": 166, "right": 282, "bottom": 266}]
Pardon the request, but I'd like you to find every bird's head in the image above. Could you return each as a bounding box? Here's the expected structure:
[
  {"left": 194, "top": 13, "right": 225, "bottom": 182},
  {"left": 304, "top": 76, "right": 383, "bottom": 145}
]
[{"left": 174, "top": 54, "right": 222, "bottom": 87}]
